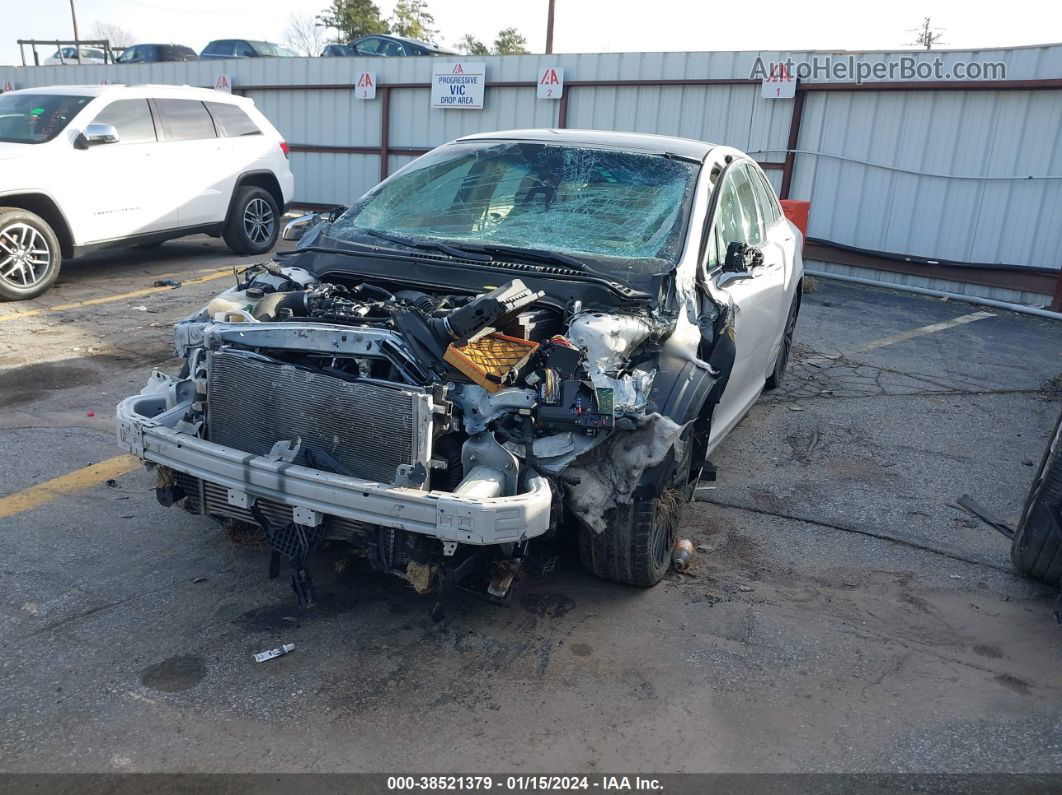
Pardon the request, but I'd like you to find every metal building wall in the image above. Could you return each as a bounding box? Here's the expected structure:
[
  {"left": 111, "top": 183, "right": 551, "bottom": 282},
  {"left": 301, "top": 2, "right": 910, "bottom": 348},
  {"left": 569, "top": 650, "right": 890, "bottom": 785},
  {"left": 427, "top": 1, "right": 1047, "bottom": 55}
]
[{"left": 2, "top": 46, "right": 1060, "bottom": 304}]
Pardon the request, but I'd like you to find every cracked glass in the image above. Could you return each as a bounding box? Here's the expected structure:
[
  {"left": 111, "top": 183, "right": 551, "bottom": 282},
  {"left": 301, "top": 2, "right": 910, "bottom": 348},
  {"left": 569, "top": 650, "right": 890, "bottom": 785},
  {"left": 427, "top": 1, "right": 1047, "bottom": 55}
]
[{"left": 331, "top": 141, "right": 700, "bottom": 281}]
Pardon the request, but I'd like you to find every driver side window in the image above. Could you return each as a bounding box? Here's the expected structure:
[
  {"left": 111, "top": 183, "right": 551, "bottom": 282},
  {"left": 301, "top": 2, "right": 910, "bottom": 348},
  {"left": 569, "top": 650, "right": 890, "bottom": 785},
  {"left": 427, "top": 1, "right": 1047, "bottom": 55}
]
[{"left": 705, "top": 171, "right": 745, "bottom": 271}]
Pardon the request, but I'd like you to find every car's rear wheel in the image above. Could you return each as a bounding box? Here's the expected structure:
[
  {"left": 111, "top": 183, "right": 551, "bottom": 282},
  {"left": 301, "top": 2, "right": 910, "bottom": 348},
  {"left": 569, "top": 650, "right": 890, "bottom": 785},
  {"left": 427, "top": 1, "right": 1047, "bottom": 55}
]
[
  {"left": 1011, "top": 412, "right": 1062, "bottom": 587},
  {"left": 578, "top": 440, "right": 693, "bottom": 587},
  {"left": 765, "top": 289, "right": 801, "bottom": 390},
  {"left": 223, "top": 186, "right": 279, "bottom": 255},
  {"left": 0, "top": 208, "right": 62, "bottom": 302}
]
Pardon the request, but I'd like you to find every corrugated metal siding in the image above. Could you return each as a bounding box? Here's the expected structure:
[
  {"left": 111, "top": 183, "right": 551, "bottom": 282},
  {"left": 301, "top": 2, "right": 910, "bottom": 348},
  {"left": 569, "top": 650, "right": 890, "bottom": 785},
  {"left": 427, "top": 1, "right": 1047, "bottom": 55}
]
[
  {"left": 790, "top": 89, "right": 1062, "bottom": 269},
  {"left": 2, "top": 46, "right": 1059, "bottom": 300}
]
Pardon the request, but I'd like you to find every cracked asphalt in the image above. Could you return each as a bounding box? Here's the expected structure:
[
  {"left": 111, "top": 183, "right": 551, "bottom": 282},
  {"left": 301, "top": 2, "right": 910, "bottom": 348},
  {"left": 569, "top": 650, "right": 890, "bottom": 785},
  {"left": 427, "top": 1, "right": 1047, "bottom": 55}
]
[{"left": 1, "top": 240, "right": 1061, "bottom": 774}]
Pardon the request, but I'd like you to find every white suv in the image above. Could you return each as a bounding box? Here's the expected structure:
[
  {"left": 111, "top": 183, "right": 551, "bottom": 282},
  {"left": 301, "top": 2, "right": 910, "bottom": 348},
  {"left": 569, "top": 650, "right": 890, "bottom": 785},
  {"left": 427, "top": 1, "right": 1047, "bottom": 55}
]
[{"left": 0, "top": 84, "right": 295, "bottom": 300}]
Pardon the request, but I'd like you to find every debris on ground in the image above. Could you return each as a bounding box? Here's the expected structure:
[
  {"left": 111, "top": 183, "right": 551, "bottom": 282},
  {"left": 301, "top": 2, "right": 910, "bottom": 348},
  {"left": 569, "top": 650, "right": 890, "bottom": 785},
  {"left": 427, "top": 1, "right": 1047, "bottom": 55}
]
[
  {"left": 131, "top": 305, "right": 148, "bottom": 311},
  {"left": 153, "top": 279, "right": 182, "bottom": 288},
  {"left": 253, "top": 643, "right": 295, "bottom": 663},
  {"left": 955, "top": 494, "right": 1016, "bottom": 539},
  {"left": 671, "top": 538, "right": 694, "bottom": 571}
]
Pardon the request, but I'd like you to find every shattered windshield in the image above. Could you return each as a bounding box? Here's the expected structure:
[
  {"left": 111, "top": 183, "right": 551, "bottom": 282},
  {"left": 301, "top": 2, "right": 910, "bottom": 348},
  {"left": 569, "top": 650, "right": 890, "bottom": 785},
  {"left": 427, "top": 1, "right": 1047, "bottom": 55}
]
[{"left": 330, "top": 141, "right": 700, "bottom": 281}]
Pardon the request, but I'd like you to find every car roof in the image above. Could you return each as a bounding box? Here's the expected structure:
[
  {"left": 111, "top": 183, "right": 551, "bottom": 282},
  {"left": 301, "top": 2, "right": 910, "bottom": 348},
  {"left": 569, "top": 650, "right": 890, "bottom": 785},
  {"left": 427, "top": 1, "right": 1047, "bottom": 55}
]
[
  {"left": 356, "top": 33, "right": 456, "bottom": 52},
  {"left": 455, "top": 129, "right": 720, "bottom": 162},
  {"left": 6, "top": 84, "right": 250, "bottom": 104}
]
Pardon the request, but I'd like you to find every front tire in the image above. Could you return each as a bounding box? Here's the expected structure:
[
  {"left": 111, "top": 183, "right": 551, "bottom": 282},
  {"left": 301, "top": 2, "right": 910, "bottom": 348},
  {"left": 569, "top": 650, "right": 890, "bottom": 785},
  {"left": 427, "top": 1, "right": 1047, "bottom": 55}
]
[
  {"left": 0, "top": 208, "right": 62, "bottom": 301},
  {"left": 578, "top": 441, "right": 692, "bottom": 587},
  {"left": 223, "top": 186, "right": 279, "bottom": 255}
]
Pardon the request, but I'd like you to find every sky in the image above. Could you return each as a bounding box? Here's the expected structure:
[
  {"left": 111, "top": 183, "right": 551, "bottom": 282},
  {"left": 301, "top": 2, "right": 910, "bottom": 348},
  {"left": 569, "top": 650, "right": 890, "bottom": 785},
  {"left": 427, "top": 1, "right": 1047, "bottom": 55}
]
[{"left": 2, "top": 0, "right": 1060, "bottom": 65}]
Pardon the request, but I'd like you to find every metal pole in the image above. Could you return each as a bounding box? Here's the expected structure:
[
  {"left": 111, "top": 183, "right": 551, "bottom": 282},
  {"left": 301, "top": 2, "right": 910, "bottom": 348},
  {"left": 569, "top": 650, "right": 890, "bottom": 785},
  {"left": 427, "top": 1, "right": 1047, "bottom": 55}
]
[
  {"left": 545, "top": 0, "right": 555, "bottom": 54},
  {"left": 69, "top": 0, "right": 81, "bottom": 62}
]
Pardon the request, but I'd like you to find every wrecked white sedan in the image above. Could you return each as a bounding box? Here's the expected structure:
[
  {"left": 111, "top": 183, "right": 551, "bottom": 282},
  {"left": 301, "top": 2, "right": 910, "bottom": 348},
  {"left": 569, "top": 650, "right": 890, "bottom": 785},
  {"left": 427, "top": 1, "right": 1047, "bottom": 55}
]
[{"left": 116, "top": 129, "right": 803, "bottom": 605}]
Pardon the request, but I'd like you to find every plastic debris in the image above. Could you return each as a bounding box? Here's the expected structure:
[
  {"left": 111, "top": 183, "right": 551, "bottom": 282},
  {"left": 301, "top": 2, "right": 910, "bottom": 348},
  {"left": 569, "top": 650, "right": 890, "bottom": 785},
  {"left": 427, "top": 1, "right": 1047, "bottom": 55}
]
[
  {"left": 132, "top": 305, "right": 148, "bottom": 311},
  {"left": 671, "top": 538, "right": 694, "bottom": 571},
  {"left": 253, "top": 643, "right": 295, "bottom": 663},
  {"left": 153, "top": 279, "right": 182, "bottom": 288}
]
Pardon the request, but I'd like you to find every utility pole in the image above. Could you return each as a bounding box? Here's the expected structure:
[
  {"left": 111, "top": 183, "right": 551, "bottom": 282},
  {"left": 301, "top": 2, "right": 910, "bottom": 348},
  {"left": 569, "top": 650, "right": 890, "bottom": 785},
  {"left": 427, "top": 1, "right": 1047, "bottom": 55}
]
[
  {"left": 545, "top": 0, "right": 555, "bottom": 54},
  {"left": 911, "top": 17, "right": 944, "bottom": 50},
  {"left": 69, "top": 0, "right": 80, "bottom": 43}
]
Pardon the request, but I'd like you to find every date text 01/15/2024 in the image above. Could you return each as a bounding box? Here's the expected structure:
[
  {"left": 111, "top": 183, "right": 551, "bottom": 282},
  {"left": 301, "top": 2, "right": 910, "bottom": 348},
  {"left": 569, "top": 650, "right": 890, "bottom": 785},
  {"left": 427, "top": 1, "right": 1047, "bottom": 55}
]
[{"left": 386, "top": 776, "right": 664, "bottom": 791}]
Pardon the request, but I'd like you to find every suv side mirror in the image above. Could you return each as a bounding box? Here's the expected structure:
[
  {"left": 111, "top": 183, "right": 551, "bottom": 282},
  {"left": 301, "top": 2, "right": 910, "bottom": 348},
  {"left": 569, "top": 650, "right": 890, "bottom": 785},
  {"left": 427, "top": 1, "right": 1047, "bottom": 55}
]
[
  {"left": 723, "top": 240, "right": 763, "bottom": 273},
  {"left": 74, "top": 123, "right": 120, "bottom": 149}
]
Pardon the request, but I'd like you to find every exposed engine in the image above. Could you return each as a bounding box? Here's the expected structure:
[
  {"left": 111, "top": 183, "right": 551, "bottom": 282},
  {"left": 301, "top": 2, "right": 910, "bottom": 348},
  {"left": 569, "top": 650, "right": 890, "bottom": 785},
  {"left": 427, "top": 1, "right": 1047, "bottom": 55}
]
[{"left": 156, "top": 261, "right": 675, "bottom": 605}]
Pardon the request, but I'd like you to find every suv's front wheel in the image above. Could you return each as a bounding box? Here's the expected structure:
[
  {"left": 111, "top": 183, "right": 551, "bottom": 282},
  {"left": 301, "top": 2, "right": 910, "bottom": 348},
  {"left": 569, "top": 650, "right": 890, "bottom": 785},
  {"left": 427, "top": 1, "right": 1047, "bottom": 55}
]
[
  {"left": 0, "top": 208, "right": 62, "bottom": 301},
  {"left": 223, "top": 186, "right": 279, "bottom": 255}
]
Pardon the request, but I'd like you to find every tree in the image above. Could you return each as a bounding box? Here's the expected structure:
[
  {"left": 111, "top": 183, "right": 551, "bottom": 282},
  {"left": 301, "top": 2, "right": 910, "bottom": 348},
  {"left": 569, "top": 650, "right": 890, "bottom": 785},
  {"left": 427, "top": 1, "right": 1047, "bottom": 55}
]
[
  {"left": 283, "top": 13, "right": 328, "bottom": 56},
  {"left": 455, "top": 33, "right": 490, "bottom": 56},
  {"left": 318, "top": 0, "right": 389, "bottom": 43},
  {"left": 90, "top": 21, "right": 134, "bottom": 49},
  {"left": 492, "top": 27, "right": 529, "bottom": 55},
  {"left": 390, "top": 1, "right": 437, "bottom": 44}
]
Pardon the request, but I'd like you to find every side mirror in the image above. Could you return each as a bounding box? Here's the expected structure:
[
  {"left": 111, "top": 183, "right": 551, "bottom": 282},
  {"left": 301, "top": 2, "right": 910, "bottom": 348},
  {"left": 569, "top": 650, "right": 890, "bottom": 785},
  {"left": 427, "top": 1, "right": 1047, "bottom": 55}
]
[
  {"left": 723, "top": 240, "right": 763, "bottom": 273},
  {"left": 74, "top": 123, "right": 120, "bottom": 149},
  {"left": 282, "top": 206, "right": 347, "bottom": 241},
  {"left": 281, "top": 213, "right": 317, "bottom": 241}
]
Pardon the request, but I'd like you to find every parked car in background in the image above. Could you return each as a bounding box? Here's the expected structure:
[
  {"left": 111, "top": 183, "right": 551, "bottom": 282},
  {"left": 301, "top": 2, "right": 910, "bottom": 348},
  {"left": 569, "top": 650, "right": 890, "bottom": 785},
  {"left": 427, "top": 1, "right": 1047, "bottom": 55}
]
[
  {"left": 116, "top": 129, "right": 803, "bottom": 606},
  {"left": 116, "top": 44, "right": 198, "bottom": 63},
  {"left": 200, "top": 40, "right": 298, "bottom": 59},
  {"left": 323, "top": 34, "right": 456, "bottom": 57},
  {"left": 0, "top": 84, "right": 293, "bottom": 301},
  {"left": 42, "top": 47, "right": 107, "bottom": 65}
]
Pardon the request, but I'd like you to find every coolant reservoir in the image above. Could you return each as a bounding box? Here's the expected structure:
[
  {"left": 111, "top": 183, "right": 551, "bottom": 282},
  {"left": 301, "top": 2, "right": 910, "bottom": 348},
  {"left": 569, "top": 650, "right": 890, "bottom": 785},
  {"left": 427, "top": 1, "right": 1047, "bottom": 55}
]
[{"left": 207, "top": 292, "right": 253, "bottom": 321}]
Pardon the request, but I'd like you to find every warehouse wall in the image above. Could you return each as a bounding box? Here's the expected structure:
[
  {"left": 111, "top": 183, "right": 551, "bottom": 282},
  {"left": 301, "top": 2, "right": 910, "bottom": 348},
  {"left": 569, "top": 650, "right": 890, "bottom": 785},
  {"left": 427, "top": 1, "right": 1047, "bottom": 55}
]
[{"left": 2, "top": 45, "right": 1060, "bottom": 305}]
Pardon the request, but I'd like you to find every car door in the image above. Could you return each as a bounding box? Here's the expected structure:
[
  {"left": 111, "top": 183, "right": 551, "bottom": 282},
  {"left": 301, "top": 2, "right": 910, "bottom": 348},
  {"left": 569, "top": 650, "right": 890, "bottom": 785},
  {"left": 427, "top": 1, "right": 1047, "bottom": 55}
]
[
  {"left": 705, "top": 162, "right": 787, "bottom": 448},
  {"left": 153, "top": 98, "right": 226, "bottom": 227},
  {"left": 65, "top": 98, "right": 175, "bottom": 242}
]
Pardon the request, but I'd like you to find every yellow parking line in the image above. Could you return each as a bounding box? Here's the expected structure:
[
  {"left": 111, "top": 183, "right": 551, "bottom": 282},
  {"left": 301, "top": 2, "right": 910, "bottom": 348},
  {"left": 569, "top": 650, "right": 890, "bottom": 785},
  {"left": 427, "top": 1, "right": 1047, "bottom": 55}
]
[
  {"left": 852, "top": 311, "right": 995, "bottom": 353},
  {"left": 0, "top": 455, "right": 142, "bottom": 519},
  {"left": 0, "top": 267, "right": 234, "bottom": 324}
]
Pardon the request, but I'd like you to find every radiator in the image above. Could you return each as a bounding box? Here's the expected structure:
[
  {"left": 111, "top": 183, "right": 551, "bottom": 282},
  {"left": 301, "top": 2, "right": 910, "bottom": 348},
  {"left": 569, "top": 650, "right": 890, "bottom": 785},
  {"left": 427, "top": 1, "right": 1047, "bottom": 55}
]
[{"left": 206, "top": 349, "right": 432, "bottom": 485}]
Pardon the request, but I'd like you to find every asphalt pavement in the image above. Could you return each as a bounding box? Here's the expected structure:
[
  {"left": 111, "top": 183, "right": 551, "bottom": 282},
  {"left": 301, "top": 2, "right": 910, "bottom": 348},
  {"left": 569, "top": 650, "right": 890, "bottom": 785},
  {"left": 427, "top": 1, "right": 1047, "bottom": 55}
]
[{"left": 1, "top": 238, "right": 1060, "bottom": 774}]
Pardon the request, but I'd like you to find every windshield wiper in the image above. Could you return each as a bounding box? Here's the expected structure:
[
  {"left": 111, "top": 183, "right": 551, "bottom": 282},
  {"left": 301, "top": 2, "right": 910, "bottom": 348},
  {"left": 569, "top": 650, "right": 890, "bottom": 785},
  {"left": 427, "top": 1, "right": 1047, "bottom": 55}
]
[
  {"left": 459, "top": 243, "right": 591, "bottom": 271},
  {"left": 361, "top": 229, "right": 491, "bottom": 262}
]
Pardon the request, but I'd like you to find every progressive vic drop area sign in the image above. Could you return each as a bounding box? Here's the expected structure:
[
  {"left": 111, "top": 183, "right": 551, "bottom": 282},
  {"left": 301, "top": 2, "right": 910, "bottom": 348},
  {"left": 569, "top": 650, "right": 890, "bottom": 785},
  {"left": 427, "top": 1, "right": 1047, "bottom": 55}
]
[{"left": 431, "top": 62, "right": 486, "bottom": 109}]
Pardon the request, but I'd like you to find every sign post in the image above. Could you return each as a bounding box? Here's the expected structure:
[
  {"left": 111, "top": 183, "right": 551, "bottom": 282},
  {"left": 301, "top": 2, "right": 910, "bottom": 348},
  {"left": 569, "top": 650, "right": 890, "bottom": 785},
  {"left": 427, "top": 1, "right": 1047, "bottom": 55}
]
[
  {"left": 355, "top": 71, "right": 376, "bottom": 100},
  {"left": 537, "top": 66, "right": 564, "bottom": 99},
  {"left": 431, "top": 62, "right": 486, "bottom": 109}
]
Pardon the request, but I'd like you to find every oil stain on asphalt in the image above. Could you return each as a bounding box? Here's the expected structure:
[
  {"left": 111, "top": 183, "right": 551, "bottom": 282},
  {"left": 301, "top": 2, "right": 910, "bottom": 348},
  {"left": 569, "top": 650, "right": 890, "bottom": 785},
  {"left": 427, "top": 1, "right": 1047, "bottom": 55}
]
[{"left": 139, "top": 655, "right": 207, "bottom": 693}]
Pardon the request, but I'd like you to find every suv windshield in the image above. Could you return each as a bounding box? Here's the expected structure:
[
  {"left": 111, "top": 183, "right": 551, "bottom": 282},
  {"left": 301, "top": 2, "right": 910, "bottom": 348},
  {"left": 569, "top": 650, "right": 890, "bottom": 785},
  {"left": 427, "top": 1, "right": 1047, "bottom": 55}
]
[
  {"left": 0, "top": 94, "right": 91, "bottom": 144},
  {"left": 330, "top": 141, "right": 699, "bottom": 280},
  {"left": 253, "top": 42, "right": 297, "bottom": 57}
]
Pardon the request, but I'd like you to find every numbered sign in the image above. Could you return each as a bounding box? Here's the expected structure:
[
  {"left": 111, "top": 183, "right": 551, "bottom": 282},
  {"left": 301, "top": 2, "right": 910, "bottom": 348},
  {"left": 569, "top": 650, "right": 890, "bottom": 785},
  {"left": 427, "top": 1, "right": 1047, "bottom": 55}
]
[
  {"left": 761, "top": 64, "right": 796, "bottom": 99},
  {"left": 537, "top": 66, "right": 564, "bottom": 99},
  {"left": 355, "top": 71, "right": 376, "bottom": 100},
  {"left": 215, "top": 74, "right": 232, "bottom": 93}
]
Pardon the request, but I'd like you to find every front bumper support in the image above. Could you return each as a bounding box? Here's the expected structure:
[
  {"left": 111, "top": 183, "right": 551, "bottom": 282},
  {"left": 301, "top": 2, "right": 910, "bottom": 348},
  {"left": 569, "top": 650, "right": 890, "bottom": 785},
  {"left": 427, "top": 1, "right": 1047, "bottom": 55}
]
[{"left": 116, "top": 378, "right": 552, "bottom": 546}]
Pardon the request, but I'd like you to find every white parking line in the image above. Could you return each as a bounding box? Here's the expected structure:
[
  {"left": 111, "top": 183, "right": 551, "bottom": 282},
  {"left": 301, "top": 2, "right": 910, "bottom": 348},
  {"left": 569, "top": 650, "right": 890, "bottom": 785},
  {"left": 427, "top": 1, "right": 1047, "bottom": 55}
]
[{"left": 852, "top": 311, "right": 995, "bottom": 353}]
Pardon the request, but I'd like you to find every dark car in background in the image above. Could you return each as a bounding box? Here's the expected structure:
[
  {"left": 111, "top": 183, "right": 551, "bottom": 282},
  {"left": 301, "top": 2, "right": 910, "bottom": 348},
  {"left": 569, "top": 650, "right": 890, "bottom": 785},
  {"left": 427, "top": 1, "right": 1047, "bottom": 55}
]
[
  {"left": 116, "top": 44, "right": 198, "bottom": 63},
  {"left": 322, "top": 34, "right": 456, "bottom": 57},
  {"left": 200, "top": 40, "right": 298, "bottom": 59}
]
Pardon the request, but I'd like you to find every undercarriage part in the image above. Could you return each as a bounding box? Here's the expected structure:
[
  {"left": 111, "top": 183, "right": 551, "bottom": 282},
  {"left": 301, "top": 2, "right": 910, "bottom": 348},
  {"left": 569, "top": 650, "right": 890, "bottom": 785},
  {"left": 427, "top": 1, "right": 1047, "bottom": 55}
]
[{"left": 250, "top": 503, "right": 327, "bottom": 609}]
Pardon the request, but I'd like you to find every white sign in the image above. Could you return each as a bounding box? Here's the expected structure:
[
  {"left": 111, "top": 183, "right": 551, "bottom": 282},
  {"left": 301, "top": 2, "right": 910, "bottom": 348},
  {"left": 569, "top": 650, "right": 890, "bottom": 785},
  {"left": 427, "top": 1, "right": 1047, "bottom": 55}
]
[
  {"left": 215, "top": 74, "right": 232, "bottom": 93},
  {"left": 431, "top": 62, "right": 486, "bottom": 109},
  {"left": 1, "top": 80, "right": 13, "bottom": 93},
  {"left": 355, "top": 71, "right": 376, "bottom": 100},
  {"left": 761, "top": 63, "right": 796, "bottom": 99},
  {"left": 537, "top": 66, "right": 564, "bottom": 99}
]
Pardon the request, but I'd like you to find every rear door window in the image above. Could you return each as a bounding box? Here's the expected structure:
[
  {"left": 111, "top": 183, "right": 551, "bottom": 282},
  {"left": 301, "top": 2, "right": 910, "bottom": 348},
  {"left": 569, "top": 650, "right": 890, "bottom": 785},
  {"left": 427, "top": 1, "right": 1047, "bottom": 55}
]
[
  {"left": 750, "top": 167, "right": 781, "bottom": 227},
  {"left": 155, "top": 99, "right": 216, "bottom": 141},
  {"left": 234, "top": 41, "right": 257, "bottom": 57},
  {"left": 206, "top": 102, "right": 260, "bottom": 137},
  {"left": 731, "top": 166, "right": 764, "bottom": 245},
  {"left": 90, "top": 99, "right": 157, "bottom": 144}
]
